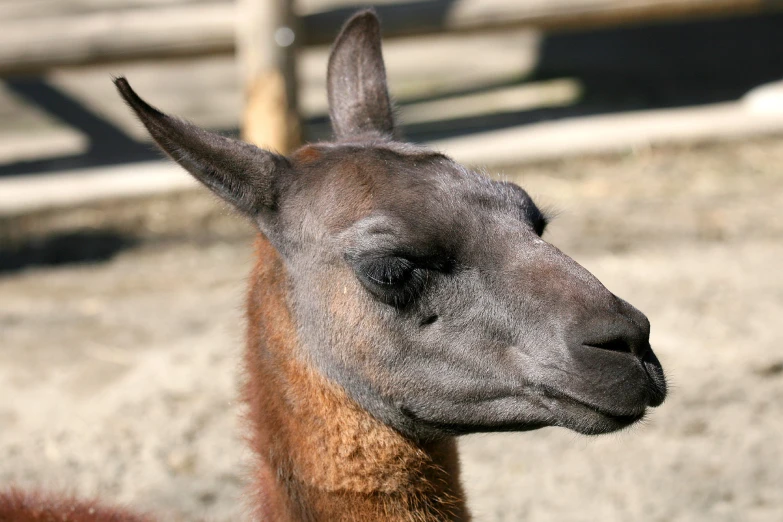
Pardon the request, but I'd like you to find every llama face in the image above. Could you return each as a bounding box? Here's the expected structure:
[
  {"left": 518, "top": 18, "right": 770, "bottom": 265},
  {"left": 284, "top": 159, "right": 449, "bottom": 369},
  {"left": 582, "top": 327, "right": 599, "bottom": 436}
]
[
  {"left": 279, "top": 142, "right": 666, "bottom": 440},
  {"left": 115, "top": 10, "right": 666, "bottom": 441}
]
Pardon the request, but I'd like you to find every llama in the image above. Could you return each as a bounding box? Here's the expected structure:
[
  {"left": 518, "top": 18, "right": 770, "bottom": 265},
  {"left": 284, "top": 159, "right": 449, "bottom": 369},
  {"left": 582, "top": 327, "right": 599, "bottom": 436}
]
[{"left": 0, "top": 10, "right": 666, "bottom": 522}]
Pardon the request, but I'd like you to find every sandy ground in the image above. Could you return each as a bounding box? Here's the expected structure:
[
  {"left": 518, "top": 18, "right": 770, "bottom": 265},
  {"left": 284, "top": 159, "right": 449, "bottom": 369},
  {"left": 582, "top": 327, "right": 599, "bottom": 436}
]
[{"left": 1, "top": 138, "right": 782, "bottom": 521}]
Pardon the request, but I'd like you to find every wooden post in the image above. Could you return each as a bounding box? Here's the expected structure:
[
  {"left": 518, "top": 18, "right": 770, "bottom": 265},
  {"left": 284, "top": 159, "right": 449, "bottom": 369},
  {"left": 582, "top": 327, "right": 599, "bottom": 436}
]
[{"left": 236, "top": 0, "right": 301, "bottom": 153}]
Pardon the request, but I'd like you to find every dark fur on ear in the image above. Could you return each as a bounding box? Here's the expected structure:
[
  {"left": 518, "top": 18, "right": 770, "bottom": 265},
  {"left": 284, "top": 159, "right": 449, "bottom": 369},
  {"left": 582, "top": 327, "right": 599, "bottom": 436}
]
[
  {"left": 327, "top": 9, "right": 396, "bottom": 140},
  {"left": 114, "top": 77, "right": 290, "bottom": 216}
]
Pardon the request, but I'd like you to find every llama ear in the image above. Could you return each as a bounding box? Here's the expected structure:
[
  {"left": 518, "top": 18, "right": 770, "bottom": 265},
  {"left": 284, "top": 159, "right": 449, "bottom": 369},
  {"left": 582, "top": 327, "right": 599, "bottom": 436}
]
[
  {"left": 114, "top": 77, "right": 290, "bottom": 217},
  {"left": 327, "top": 9, "right": 395, "bottom": 140}
]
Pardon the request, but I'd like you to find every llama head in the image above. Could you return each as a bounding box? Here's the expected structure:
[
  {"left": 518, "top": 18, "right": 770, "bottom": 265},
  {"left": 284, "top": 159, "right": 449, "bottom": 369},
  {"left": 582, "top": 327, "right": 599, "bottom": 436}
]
[{"left": 115, "top": 10, "right": 666, "bottom": 440}]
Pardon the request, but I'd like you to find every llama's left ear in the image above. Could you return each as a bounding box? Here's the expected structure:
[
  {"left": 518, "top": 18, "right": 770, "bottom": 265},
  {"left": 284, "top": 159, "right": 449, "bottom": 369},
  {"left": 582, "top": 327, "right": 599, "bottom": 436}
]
[
  {"left": 114, "top": 77, "right": 290, "bottom": 217},
  {"left": 327, "top": 9, "right": 395, "bottom": 140}
]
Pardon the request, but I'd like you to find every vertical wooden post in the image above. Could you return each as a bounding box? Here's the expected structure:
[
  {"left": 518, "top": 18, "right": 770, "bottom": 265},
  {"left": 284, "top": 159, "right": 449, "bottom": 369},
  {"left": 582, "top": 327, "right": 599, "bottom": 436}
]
[{"left": 236, "top": 0, "right": 301, "bottom": 153}]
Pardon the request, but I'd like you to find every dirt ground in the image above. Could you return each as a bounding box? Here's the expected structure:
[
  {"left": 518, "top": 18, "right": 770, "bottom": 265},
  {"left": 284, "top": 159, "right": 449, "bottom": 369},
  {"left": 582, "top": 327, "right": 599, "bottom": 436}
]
[{"left": 1, "top": 137, "right": 782, "bottom": 521}]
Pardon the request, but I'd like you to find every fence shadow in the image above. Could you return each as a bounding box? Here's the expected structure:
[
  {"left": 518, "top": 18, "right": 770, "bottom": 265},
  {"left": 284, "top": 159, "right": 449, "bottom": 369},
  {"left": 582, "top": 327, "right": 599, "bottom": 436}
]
[
  {"left": 0, "top": 230, "right": 138, "bottom": 273},
  {"left": 2, "top": 11, "right": 782, "bottom": 175}
]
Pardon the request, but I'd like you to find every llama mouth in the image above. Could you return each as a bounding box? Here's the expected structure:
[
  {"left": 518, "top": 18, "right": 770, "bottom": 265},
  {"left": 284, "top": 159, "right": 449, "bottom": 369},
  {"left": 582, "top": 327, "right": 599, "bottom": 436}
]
[
  {"left": 400, "top": 406, "right": 548, "bottom": 436},
  {"left": 573, "top": 400, "right": 646, "bottom": 424},
  {"left": 550, "top": 391, "right": 648, "bottom": 433},
  {"left": 399, "top": 386, "right": 648, "bottom": 437},
  {"left": 544, "top": 346, "right": 666, "bottom": 427},
  {"left": 641, "top": 350, "right": 668, "bottom": 406}
]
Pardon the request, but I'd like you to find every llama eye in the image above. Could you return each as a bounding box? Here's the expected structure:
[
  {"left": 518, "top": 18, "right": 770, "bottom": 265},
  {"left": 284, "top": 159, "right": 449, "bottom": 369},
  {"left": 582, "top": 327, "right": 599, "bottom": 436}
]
[
  {"left": 533, "top": 216, "right": 548, "bottom": 237},
  {"left": 354, "top": 256, "right": 426, "bottom": 306},
  {"left": 362, "top": 257, "right": 413, "bottom": 286}
]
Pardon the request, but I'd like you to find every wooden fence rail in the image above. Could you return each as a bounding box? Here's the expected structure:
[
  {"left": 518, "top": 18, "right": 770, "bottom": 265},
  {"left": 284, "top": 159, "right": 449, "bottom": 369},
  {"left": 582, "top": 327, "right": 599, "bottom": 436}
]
[{"left": 1, "top": 0, "right": 780, "bottom": 75}]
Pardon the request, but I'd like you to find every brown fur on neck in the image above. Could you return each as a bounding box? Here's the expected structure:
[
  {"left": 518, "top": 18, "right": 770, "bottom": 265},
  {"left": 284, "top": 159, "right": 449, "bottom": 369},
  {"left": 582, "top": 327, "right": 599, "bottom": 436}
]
[
  {"left": 0, "top": 488, "right": 153, "bottom": 522},
  {"left": 243, "top": 235, "right": 469, "bottom": 522}
]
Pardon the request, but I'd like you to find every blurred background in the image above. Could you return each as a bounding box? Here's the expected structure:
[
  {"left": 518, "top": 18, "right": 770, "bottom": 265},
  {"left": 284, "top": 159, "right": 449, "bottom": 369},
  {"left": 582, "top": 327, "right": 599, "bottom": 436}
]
[{"left": 1, "top": 0, "right": 782, "bottom": 520}]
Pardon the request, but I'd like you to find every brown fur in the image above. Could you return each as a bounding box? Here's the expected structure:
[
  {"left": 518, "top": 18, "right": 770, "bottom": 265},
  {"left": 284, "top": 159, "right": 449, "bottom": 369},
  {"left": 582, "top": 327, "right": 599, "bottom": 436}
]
[
  {"left": 0, "top": 488, "right": 153, "bottom": 522},
  {"left": 292, "top": 145, "right": 323, "bottom": 164},
  {"left": 243, "top": 234, "right": 469, "bottom": 521}
]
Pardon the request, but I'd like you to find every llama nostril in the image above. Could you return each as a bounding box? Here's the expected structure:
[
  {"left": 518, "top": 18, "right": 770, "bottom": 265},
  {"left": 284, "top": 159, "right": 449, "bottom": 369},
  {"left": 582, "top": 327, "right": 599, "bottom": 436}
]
[
  {"left": 580, "top": 298, "right": 651, "bottom": 359},
  {"left": 420, "top": 315, "right": 438, "bottom": 327},
  {"left": 587, "top": 337, "right": 632, "bottom": 354},
  {"left": 584, "top": 335, "right": 650, "bottom": 360}
]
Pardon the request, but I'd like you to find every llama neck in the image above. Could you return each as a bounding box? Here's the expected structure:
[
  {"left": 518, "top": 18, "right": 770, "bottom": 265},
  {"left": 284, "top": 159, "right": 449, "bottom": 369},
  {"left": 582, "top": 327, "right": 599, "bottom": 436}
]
[{"left": 243, "top": 235, "right": 469, "bottom": 522}]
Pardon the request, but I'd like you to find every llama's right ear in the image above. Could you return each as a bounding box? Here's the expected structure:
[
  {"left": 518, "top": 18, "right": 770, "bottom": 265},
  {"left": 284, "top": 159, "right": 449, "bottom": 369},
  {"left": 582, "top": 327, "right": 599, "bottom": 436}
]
[
  {"left": 327, "top": 10, "right": 395, "bottom": 140},
  {"left": 114, "top": 77, "right": 290, "bottom": 217}
]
